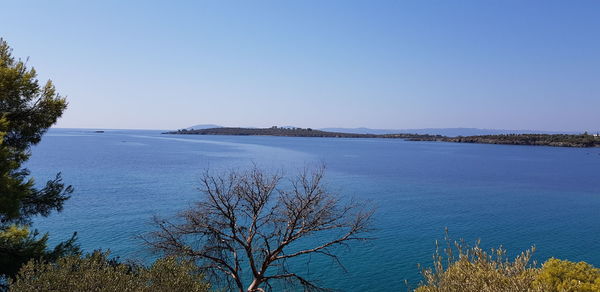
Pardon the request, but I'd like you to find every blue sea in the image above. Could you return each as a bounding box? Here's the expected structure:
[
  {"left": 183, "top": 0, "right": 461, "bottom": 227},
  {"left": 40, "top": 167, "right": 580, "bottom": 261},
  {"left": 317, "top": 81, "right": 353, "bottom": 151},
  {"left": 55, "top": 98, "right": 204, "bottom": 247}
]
[{"left": 28, "top": 129, "right": 600, "bottom": 291}]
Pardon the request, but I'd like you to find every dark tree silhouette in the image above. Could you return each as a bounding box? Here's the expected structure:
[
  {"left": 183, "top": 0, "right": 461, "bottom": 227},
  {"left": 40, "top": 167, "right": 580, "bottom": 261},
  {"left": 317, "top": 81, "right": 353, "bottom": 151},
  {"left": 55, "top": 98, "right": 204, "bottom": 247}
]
[
  {"left": 0, "top": 38, "right": 77, "bottom": 284},
  {"left": 144, "top": 166, "right": 373, "bottom": 292}
]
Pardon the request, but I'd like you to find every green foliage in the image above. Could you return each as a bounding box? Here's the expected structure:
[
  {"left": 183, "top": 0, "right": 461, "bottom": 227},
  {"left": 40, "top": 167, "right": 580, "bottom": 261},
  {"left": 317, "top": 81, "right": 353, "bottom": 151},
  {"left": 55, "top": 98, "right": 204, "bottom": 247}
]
[
  {"left": 416, "top": 238, "right": 538, "bottom": 292},
  {"left": 0, "top": 38, "right": 76, "bottom": 283},
  {"left": 0, "top": 226, "right": 45, "bottom": 280},
  {"left": 415, "top": 236, "right": 600, "bottom": 292},
  {"left": 533, "top": 258, "right": 600, "bottom": 292},
  {"left": 0, "top": 225, "right": 79, "bottom": 285},
  {"left": 0, "top": 38, "right": 72, "bottom": 225},
  {"left": 9, "top": 251, "right": 210, "bottom": 292}
]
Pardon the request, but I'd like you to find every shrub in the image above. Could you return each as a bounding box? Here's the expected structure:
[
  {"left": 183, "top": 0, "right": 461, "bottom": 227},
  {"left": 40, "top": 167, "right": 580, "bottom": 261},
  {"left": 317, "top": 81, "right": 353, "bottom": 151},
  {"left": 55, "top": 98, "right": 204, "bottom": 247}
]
[
  {"left": 415, "top": 236, "right": 600, "bottom": 292},
  {"left": 0, "top": 225, "right": 78, "bottom": 287},
  {"left": 416, "top": 238, "right": 538, "bottom": 292},
  {"left": 533, "top": 258, "right": 600, "bottom": 292},
  {"left": 9, "top": 251, "right": 209, "bottom": 292}
]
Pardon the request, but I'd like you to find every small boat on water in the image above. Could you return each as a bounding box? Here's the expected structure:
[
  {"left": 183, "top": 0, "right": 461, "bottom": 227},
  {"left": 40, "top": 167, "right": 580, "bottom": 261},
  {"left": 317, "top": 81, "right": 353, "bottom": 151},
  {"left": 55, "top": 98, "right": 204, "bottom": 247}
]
[{"left": 94, "top": 130, "right": 105, "bottom": 133}]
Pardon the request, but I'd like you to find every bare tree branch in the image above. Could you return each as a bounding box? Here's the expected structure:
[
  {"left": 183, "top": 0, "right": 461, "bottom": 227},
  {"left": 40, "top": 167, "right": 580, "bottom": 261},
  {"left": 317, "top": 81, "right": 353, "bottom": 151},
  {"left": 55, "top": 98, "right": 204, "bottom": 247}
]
[{"left": 142, "top": 165, "right": 373, "bottom": 292}]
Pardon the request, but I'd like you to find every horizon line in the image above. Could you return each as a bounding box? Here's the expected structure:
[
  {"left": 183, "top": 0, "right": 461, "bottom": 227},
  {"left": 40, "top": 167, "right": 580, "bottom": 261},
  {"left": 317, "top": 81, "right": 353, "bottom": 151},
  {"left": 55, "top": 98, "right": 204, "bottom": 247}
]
[{"left": 51, "top": 126, "right": 596, "bottom": 134}]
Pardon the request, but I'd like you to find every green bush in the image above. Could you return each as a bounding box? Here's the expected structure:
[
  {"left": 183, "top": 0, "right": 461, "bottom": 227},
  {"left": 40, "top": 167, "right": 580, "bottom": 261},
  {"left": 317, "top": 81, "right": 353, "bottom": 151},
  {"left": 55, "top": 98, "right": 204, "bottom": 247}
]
[
  {"left": 533, "top": 258, "right": 600, "bottom": 292},
  {"left": 0, "top": 225, "right": 78, "bottom": 286},
  {"left": 415, "top": 238, "right": 600, "bottom": 292},
  {"left": 9, "top": 251, "right": 210, "bottom": 292},
  {"left": 416, "top": 239, "right": 537, "bottom": 292}
]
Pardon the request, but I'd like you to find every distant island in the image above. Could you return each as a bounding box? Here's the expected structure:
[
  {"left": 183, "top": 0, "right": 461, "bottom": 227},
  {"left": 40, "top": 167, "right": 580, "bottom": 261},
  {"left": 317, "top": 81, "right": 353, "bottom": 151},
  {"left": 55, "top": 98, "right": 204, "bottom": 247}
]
[
  {"left": 164, "top": 127, "right": 600, "bottom": 148},
  {"left": 164, "top": 126, "right": 437, "bottom": 139}
]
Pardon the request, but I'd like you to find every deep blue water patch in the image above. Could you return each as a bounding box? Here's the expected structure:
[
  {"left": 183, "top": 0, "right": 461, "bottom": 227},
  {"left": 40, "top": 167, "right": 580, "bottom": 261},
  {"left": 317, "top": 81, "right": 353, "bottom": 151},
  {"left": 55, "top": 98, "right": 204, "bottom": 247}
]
[{"left": 27, "top": 129, "right": 600, "bottom": 291}]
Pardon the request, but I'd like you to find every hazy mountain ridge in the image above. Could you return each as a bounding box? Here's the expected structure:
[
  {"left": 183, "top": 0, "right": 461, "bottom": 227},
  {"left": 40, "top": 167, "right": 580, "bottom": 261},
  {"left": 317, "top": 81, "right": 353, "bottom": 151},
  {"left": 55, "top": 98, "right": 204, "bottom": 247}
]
[{"left": 186, "top": 124, "right": 223, "bottom": 130}]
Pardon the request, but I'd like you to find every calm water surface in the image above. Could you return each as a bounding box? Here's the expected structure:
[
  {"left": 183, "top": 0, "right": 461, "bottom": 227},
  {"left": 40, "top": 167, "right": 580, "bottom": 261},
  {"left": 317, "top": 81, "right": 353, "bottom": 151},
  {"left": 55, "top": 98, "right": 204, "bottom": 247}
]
[{"left": 28, "top": 129, "right": 600, "bottom": 291}]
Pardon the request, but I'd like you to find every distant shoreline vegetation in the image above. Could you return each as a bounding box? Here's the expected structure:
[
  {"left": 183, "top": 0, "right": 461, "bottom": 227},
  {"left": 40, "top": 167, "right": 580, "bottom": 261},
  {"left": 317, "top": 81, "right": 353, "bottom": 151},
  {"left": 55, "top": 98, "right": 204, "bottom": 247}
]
[
  {"left": 164, "top": 126, "right": 437, "bottom": 139},
  {"left": 411, "top": 133, "right": 600, "bottom": 148},
  {"left": 164, "top": 127, "right": 600, "bottom": 148}
]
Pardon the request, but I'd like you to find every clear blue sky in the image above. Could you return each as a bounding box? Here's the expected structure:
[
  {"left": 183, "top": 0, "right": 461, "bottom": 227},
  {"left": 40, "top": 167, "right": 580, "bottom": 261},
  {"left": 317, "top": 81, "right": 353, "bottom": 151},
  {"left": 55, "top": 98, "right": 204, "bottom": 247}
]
[{"left": 2, "top": 0, "right": 599, "bottom": 131}]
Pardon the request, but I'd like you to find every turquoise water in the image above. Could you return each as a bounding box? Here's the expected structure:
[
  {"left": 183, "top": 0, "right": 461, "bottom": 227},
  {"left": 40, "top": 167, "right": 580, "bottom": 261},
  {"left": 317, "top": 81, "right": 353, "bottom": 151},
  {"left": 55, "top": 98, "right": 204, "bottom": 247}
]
[{"left": 28, "top": 129, "right": 600, "bottom": 291}]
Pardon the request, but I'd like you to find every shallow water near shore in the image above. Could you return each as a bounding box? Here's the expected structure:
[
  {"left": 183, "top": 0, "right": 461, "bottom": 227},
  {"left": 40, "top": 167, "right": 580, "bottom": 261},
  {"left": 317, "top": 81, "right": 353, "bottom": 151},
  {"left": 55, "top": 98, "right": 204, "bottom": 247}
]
[{"left": 28, "top": 129, "right": 600, "bottom": 291}]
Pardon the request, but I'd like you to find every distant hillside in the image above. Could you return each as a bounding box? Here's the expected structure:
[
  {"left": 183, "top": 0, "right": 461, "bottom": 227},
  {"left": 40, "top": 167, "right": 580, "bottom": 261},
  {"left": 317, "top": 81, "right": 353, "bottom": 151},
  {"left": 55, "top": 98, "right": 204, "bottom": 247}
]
[
  {"left": 185, "top": 125, "right": 581, "bottom": 137},
  {"left": 165, "top": 127, "right": 435, "bottom": 139},
  {"left": 320, "top": 127, "right": 580, "bottom": 137},
  {"left": 166, "top": 127, "right": 599, "bottom": 148},
  {"left": 186, "top": 124, "right": 223, "bottom": 130}
]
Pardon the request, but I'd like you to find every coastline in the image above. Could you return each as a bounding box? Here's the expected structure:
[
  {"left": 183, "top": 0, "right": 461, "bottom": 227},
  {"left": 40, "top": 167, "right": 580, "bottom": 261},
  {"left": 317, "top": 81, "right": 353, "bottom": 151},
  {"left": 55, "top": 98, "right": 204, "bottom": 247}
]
[{"left": 164, "top": 127, "right": 600, "bottom": 148}]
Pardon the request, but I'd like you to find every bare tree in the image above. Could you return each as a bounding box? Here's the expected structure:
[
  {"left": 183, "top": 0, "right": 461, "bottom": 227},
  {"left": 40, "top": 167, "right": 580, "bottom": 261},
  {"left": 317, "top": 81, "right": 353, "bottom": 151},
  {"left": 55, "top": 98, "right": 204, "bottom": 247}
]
[{"left": 143, "top": 165, "right": 373, "bottom": 292}]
